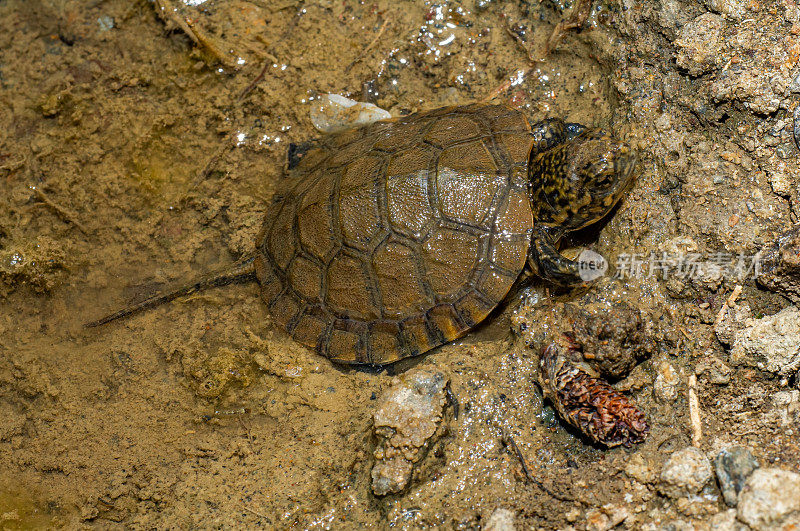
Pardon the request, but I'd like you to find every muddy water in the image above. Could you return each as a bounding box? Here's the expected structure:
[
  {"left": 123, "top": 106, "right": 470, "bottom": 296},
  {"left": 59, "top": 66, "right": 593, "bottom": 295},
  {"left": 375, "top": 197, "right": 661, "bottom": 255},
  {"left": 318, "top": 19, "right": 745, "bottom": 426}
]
[{"left": 1, "top": 0, "right": 798, "bottom": 528}]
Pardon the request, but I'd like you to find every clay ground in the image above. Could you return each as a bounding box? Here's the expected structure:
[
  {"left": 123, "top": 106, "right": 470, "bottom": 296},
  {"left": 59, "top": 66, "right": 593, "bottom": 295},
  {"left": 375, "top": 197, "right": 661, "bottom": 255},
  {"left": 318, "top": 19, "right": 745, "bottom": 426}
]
[{"left": 1, "top": 0, "right": 799, "bottom": 528}]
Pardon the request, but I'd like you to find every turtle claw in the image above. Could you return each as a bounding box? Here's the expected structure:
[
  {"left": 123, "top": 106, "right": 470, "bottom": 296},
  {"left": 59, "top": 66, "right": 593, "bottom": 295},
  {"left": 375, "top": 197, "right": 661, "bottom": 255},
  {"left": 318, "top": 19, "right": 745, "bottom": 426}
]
[
  {"left": 528, "top": 229, "right": 590, "bottom": 286},
  {"left": 539, "top": 341, "right": 649, "bottom": 448}
]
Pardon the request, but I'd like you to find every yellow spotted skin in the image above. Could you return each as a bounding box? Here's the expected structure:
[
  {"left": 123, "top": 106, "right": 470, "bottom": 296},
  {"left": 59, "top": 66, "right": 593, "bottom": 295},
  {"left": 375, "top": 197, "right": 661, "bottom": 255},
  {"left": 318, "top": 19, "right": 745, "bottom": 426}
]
[{"left": 529, "top": 129, "right": 636, "bottom": 232}]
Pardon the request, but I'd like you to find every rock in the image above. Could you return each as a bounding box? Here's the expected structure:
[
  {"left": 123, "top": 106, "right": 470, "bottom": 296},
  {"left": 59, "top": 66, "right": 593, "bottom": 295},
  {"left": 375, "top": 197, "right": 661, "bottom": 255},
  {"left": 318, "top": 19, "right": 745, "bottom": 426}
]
[
  {"left": 758, "top": 224, "right": 800, "bottom": 303},
  {"left": 695, "top": 355, "right": 732, "bottom": 385},
  {"left": 657, "top": 0, "right": 695, "bottom": 36},
  {"left": 763, "top": 154, "right": 798, "bottom": 199},
  {"left": 714, "top": 304, "right": 752, "bottom": 347},
  {"left": 709, "top": 18, "right": 798, "bottom": 114},
  {"left": 371, "top": 370, "right": 449, "bottom": 496},
  {"left": 484, "top": 508, "right": 516, "bottom": 531},
  {"left": 730, "top": 306, "right": 800, "bottom": 375},
  {"left": 659, "top": 447, "right": 714, "bottom": 499},
  {"left": 654, "top": 362, "right": 680, "bottom": 402},
  {"left": 709, "top": 508, "right": 745, "bottom": 531},
  {"left": 737, "top": 468, "right": 800, "bottom": 530},
  {"left": 309, "top": 93, "right": 392, "bottom": 133},
  {"left": 701, "top": 0, "right": 746, "bottom": 19},
  {"left": 770, "top": 389, "right": 800, "bottom": 427},
  {"left": 714, "top": 446, "right": 759, "bottom": 507},
  {"left": 625, "top": 453, "right": 659, "bottom": 484},
  {"left": 585, "top": 504, "right": 630, "bottom": 531},
  {"left": 674, "top": 13, "right": 724, "bottom": 76}
]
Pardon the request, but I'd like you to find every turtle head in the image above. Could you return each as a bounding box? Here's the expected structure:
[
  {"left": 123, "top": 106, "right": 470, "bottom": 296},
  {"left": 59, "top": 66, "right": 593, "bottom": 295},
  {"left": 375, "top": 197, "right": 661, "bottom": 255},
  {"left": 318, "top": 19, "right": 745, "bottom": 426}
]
[{"left": 529, "top": 130, "right": 637, "bottom": 232}]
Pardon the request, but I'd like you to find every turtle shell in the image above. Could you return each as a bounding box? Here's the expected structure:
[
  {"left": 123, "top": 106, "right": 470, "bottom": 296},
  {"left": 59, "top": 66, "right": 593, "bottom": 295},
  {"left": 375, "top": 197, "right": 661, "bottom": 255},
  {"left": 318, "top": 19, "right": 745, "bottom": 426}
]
[{"left": 254, "top": 104, "right": 557, "bottom": 365}]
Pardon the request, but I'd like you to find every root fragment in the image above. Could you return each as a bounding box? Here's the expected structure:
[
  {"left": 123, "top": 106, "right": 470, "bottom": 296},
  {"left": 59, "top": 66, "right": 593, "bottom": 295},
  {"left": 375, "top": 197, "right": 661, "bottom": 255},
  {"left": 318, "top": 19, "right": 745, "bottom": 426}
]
[
  {"left": 346, "top": 18, "right": 390, "bottom": 73},
  {"left": 688, "top": 374, "right": 702, "bottom": 446}
]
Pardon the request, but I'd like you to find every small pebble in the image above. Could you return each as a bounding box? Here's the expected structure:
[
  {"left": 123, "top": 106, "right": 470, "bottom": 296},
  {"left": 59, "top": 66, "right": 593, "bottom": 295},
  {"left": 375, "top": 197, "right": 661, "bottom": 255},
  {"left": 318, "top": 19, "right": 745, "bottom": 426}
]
[
  {"left": 484, "top": 508, "right": 516, "bottom": 531},
  {"left": 97, "top": 15, "right": 115, "bottom": 31},
  {"left": 659, "top": 447, "right": 713, "bottom": 499},
  {"left": 310, "top": 93, "right": 391, "bottom": 133},
  {"left": 653, "top": 362, "right": 680, "bottom": 402},
  {"left": 714, "top": 446, "right": 759, "bottom": 507},
  {"left": 585, "top": 504, "right": 630, "bottom": 531}
]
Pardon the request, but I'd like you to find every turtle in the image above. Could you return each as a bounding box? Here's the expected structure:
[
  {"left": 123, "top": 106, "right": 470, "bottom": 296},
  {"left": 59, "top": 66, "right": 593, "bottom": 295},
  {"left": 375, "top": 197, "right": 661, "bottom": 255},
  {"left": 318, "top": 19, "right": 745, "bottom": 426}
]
[{"left": 87, "top": 103, "right": 637, "bottom": 368}]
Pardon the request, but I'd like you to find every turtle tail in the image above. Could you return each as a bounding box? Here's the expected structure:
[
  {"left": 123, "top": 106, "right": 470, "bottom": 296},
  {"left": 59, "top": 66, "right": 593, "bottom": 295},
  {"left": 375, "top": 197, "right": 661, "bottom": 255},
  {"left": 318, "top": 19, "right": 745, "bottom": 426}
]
[{"left": 85, "top": 254, "right": 257, "bottom": 328}]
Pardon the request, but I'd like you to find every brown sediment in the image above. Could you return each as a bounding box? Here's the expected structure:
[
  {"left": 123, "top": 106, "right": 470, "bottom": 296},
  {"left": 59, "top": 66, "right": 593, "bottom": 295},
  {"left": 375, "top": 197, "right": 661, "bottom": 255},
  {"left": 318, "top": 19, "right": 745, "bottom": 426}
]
[{"left": 2, "top": 0, "right": 798, "bottom": 527}]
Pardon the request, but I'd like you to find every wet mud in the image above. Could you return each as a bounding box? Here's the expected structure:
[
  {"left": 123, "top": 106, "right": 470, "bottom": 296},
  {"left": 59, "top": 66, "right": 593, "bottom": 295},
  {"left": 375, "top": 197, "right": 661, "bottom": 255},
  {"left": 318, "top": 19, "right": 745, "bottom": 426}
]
[{"left": 1, "top": 0, "right": 799, "bottom": 528}]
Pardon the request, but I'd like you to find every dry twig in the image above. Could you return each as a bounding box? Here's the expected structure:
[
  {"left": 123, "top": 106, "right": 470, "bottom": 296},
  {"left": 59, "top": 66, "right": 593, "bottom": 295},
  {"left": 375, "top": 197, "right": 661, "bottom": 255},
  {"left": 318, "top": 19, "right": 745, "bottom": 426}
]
[
  {"left": 713, "top": 284, "right": 743, "bottom": 328},
  {"left": 688, "top": 374, "right": 702, "bottom": 446}
]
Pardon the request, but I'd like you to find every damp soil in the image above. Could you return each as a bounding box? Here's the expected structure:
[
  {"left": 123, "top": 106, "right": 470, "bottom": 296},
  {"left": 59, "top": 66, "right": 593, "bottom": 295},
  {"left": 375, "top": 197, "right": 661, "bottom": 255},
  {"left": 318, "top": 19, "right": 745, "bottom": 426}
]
[{"left": 1, "top": 0, "right": 799, "bottom": 528}]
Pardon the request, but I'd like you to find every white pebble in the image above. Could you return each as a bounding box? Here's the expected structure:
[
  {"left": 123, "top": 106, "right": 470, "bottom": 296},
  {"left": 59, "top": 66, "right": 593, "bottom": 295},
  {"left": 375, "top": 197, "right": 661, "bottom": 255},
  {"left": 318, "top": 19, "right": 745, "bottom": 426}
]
[
  {"left": 737, "top": 468, "right": 800, "bottom": 530},
  {"left": 309, "top": 94, "right": 392, "bottom": 133}
]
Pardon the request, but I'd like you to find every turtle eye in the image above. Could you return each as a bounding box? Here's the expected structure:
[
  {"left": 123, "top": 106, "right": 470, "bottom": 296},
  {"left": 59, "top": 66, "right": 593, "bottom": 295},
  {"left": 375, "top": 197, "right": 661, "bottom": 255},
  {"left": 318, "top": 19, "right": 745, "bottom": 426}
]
[{"left": 593, "top": 172, "right": 614, "bottom": 189}]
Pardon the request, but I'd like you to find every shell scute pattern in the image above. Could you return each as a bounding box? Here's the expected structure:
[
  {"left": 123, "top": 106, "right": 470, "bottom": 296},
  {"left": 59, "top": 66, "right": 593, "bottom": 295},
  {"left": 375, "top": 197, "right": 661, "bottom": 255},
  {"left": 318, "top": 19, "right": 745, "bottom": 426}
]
[{"left": 256, "top": 104, "right": 540, "bottom": 364}]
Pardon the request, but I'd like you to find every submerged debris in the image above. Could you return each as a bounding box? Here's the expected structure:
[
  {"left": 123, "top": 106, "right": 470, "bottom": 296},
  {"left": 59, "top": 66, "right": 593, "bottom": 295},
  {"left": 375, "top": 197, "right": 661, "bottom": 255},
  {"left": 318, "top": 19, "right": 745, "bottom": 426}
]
[
  {"left": 309, "top": 94, "right": 391, "bottom": 134},
  {"left": 371, "top": 370, "right": 449, "bottom": 496}
]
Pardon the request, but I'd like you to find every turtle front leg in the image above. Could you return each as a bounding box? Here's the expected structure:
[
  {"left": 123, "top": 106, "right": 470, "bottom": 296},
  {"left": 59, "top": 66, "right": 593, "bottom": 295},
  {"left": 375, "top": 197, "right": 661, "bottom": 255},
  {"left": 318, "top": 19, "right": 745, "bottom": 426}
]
[{"left": 528, "top": 227, "right": 586, "bottom": 286}]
